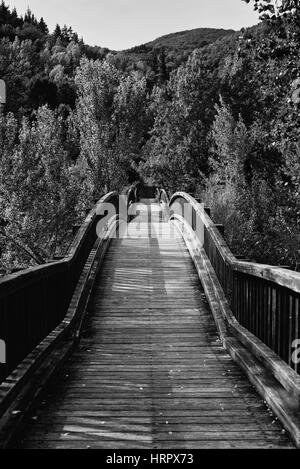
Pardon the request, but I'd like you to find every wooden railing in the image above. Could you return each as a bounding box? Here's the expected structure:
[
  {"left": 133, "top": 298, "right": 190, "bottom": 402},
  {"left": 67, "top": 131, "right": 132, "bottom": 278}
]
[
  {"left": 158, "top": 189, "right": 300, "bottom": 376},
  {"left": 0, "top": 190, "right": 131, "bottom": 384}
]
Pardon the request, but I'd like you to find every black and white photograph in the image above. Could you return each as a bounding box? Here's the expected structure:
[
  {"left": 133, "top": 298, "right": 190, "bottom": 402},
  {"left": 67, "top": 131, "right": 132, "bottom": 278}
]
[{"left": 0, "top": 0, "right": 300, "bottom": 454}]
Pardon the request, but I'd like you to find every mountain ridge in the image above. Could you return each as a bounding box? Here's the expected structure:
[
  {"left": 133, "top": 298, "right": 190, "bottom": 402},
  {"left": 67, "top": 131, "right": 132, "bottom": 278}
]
[
  {"left": 122, "top": 27, "right": 235, "bottom": 53},
  {"left": 146, "top": 27, "right": 235, "bottom": 48},
  {"left": 117, "top": 27, "right": 236, "bottom": 76}
]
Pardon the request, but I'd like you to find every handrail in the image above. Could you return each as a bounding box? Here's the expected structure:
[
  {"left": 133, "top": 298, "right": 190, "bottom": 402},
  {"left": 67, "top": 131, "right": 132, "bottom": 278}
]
[
  {"left": 158, "top": 189, "right": 300, "bottom": 381},
  {"left": 0, "top": 188, "right": 136, "bottom": 384},
  {"left": 0, "top": 209, "right": 125, "bottom": 448},
  {"left": 157, "top": 188, "right": 170, "bottom": 205}
]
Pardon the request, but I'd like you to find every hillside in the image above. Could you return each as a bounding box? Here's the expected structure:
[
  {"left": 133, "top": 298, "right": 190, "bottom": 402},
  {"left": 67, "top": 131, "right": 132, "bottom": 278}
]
[
  {"left": 0, "top": 1, "right": 236, "bottom": 112},
  {"left": 115, "top": 27, "right": 236, "bottom": 79},
  {"left": 147, "top": 27, "right": 235, "bottom": 51}
]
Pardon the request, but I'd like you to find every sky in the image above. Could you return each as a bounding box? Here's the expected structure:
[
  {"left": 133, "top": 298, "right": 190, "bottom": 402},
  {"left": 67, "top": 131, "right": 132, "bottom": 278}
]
[{"left": 6, "top": 0, "right": 259, "bottom": 50}]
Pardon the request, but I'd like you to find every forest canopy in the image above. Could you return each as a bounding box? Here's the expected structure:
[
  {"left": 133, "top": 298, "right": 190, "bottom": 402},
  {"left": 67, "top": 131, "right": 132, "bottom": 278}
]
[{"left": 0, "top": 0, "right": 300, "bottom": 272}]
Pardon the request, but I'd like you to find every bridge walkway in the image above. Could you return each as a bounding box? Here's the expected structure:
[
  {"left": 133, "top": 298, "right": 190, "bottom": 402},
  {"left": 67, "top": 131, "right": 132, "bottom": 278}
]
[{"left": 14, "top": 200, "right": 293, "bottom": 449}]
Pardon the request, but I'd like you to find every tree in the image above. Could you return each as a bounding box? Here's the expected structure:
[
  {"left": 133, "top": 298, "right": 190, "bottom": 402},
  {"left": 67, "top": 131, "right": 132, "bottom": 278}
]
[
  {"left": 75, "top": 58, "right": 121, "bottom": 201},
  {"left": 113, "top": 72, "right": 149, "bottom": 180},
  {"left": 0, "top": 107, "right": 82, "bottom": 268},
  {"left": 38, "top": 17, "right": 48, "bottom": 35},
  {"left": 243, "top": 0, "right": 300, "bottom": 18},
  {"left": 210, "top": 98, "right": 249, "bottom": 185},
  {"left": 24, "top": 7, "right": 37, "bottom": 25},
  {"left": 0, "top": 1, "right": 10, "bottom": 26},
  {"left": 142, "top": 49, "right": 219, "bottom": 192},
  {"left": 53, "top": 24, "right": 61, "bottom": 41},
  {"left": 0, "top": 37, "right": 36, "bottom": 113},
  {"left": 157, "top": 48, "right": 169, "bottom": 84},
  {"left": 75, "top": 58, "right": 151, "bottom": 200}
]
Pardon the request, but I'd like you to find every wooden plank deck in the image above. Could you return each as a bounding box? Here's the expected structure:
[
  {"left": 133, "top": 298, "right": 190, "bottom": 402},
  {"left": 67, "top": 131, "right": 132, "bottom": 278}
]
[{"left": 14, "top": 200, "right": 293, "bottom": 449}]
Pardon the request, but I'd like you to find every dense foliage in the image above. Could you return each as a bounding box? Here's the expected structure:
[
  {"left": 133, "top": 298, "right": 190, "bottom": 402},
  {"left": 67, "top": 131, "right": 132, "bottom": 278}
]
[
  {"left": 115, "top": 28, "right": 234, "bottom": 82},
  {"left": 0, "top": 1, "right": 110, "bottom": 115},
  {"left": 141, "top": 3, "right": 300, "bottom": 269},
  {"left": 0, "top": 1, "right": 299, "bottom": 271},
  {"left": 0, "top": 2, "right": 149, "bottom": 270}
]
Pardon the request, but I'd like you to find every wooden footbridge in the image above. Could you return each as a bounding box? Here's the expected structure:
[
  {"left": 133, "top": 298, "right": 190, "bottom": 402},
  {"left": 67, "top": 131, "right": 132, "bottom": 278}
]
[{"left": 0, "top": 185, "right": 300, "bottom": 449}]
